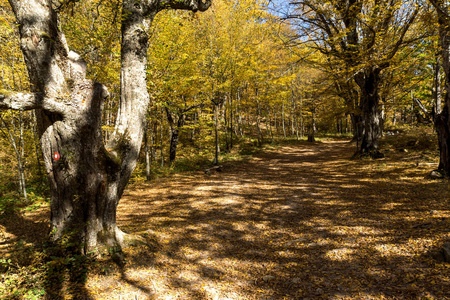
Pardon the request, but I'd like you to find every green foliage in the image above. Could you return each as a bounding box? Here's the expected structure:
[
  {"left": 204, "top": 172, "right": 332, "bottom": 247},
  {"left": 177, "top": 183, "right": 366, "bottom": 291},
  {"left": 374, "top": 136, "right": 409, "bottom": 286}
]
[
  {"left": 0, "top": 193, "right": 20, "bottom": 219},
  {"left": 0, "top": 232, "right": 95, "bottom": 299}
]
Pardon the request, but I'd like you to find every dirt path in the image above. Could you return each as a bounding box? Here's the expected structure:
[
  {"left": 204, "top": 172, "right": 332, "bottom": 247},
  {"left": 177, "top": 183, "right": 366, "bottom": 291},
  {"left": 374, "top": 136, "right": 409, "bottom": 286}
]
[
  {"left": 107, "top": 140, "right": 449, "bottom": 299},
  {"left": 1, "top": 140, "right": 449, "bottom": 299}
]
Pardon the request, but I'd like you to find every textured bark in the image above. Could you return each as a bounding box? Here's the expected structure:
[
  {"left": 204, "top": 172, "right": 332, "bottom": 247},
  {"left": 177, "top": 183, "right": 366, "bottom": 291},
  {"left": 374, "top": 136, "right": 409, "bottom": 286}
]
[
  {"left": 436, "top": 105, "right": 450, "bottom": 174},
  {"left": 354, "top": 68, "right": 384, "bottom": 158},
  {"left": 213, "top": 103, "right": 220, "bottom": 165},
  {"left": 430, "top": 0, "right": 450, "bottom": 175},
  {"left": 2, "top": 0, "right": 211, "bottom": 253},
  {"left": 165, "top": 108, "right": 181, "bottom": 164},
  {"left": 144, "top": 120, "right": 151, "bottom": 180}
]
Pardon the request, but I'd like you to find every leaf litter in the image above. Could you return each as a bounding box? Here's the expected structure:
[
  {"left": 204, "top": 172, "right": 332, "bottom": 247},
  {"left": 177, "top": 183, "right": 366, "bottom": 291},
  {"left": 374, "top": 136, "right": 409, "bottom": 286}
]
[{"left": 1, "top": 139, "right": 449, "bottom": 299}]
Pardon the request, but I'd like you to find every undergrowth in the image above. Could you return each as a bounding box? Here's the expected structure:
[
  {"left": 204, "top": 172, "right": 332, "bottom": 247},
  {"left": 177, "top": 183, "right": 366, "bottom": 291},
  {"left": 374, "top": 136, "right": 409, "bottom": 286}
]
[{"left": 380, "top": 125, "right": 439, "bottom": 159}]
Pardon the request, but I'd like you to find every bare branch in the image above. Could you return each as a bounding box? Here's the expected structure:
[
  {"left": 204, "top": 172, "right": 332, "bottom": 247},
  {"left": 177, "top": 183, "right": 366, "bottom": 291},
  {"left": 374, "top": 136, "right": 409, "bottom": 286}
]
[
  {"left": 139, "top": 0, "right": 212, "bottom": 16},
  {"left": 428, "top": 0, "right": 450, "bottom": 19},
  {"left": 158, "top": 0, "right": 212, "bottom": 12},
  {"left": 0, "top": 92, "right": 40, "bottom": 111},
  {"left": 0, "top": 91, "right": 66, "bottom": 114},
  {"left": 385, "top": 7, "right": 419, "bottom": 61}
]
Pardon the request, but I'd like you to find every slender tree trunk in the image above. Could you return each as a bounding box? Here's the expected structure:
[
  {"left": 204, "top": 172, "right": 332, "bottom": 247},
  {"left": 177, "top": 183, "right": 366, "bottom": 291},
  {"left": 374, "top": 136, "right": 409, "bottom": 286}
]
[
  {"left": 213, "top": 103, "right": 219, "bottom": 165},
  {"left": 151, "top": 120, "right": 156, "bottom": 166},
  {"left": 299, "top": 97, "right": 304, "bottom": 138},
  {"left": 169, "top": 127, "right": 179, "bottom": 164},
  {"left": 282, "top": 101, "right": 286, "bottom": 138},
  {"left": 291, "top": 98, "right": 296, "bottom": 137},
  {"left": 224, "top": 96, "right": 229, "bottom": 152},
  {"left": 257, "top": 99, "right": 262, "bottom": 146},
  {"left": 230, "top": 91, "right": 234, "bottom": 150},
  {"left": 307, "top": 105, "right": 316, "bottom": 142},
  {"left": 269, "top": 108, "right": 274, "bottom": 142},
  {"left": 294, "top": 99, "right": 299, "bottom": 141},
  {"left": 165, "top": 107, "right": 185, "bottom": 165},
  {"left": 160, "top": 107, "right": 164, "bottom": 168},
  {"left": 144, "top": 119, "right": 151, "bottom": 180}
]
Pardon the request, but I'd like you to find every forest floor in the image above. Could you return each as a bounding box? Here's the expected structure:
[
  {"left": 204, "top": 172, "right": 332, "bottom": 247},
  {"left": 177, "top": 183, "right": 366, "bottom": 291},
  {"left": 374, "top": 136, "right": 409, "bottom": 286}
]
[{"left": 1, "top": 138, "right": 450, "bottom": 299}]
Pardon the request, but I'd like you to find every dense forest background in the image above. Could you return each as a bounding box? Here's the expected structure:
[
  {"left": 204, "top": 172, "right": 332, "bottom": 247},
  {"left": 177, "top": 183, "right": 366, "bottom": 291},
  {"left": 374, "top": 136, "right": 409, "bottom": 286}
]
[{"left": 0, "top": 0, "right": 443, "bottom": 207}]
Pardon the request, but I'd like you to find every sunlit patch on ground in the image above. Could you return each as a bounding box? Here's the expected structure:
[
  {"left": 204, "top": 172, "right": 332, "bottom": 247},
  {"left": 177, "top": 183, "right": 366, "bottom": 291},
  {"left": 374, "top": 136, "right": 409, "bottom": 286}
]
[{"left": 1, "top": 140, "right": 449, "bottom": 299}]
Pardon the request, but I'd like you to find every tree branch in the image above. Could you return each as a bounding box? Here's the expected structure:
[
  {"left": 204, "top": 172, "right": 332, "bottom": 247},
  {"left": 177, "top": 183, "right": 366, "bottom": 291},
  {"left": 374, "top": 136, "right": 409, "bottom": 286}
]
[
  {"left": 139, "top": 0, "right": 212, "bottom": 16},
  {"left": 0, "top": 92, "right": 40, "bottom": 110},
  {"left": 385, "top": 7, "right": 419, "bottom": 61},
  {"left": 0, "top": 91, "right": 66, "bottom": 114},
  {"left": 428, "top": 0, "right": 450, "bottom": 19},
  {"left": 158, "top": 0, "right": 212, "bottom": 12}
]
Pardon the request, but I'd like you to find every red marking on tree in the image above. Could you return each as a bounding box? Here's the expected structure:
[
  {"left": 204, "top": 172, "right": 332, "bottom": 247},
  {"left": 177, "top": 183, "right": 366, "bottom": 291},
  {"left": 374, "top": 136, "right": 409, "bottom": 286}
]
[{"left": 53, "top": 152, "right": 60, "bottom": 161}]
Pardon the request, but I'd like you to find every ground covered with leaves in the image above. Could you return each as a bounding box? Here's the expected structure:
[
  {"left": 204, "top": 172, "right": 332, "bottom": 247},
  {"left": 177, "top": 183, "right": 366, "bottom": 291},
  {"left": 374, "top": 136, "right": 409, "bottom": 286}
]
[{"left": 1, "top": 137, "right": 450, "bottom": 299}]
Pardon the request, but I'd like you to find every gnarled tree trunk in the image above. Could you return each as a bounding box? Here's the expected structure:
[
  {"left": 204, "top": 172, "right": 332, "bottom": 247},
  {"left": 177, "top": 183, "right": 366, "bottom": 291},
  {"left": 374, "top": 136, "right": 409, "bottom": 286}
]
[{"left": 1, "top": 0, "right": 211, "bottom": 253}]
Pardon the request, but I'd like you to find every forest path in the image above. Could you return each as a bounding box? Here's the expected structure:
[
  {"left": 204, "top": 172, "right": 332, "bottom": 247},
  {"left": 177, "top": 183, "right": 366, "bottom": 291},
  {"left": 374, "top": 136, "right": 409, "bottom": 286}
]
[
  {"left": 1, "top": 139, "right": 449, "bottom": 299},
  {"left": 112, "top": 140, "right": 450, "bottom": 299}
]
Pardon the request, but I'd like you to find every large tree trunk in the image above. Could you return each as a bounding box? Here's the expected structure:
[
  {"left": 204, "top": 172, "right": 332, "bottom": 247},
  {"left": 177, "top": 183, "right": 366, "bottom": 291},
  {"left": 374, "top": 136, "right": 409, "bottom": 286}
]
[
  {"left": 355, "top": 68, "right": 384, "bottom": 158},
  {"left": 436, "top": 104, "right": 450, "bottom": 174},
  {"left": 430, "top": 0, "right": 450, "bottom": 175},
  {"left": 436, "top": 44, "right": 450, "bottom": 175},
  {"left": 2, "top": 0, "right": 211, "bottom": 253}
]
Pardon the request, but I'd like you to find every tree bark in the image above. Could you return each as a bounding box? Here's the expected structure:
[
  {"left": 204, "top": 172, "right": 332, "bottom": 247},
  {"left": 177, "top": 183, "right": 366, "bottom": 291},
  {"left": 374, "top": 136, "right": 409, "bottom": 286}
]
[
  {"left": 429, "top": 0, "right": 450, "bottom": 175},
  {"left": 144, "top": 119, "right": 151, "bottom": 181},
  {"left": 213, "top": 102, "right": 220, "bottom": 165},
  {"left": 165, "top": 107, "right": 181, "bottom": 164},
  {"left": 354, "top": 68, "right": 384, "bottom": 158},
  {"left": 433, "top": 56, "right": 443, "bottom": 117},
  {"left": 2, "top": 0, "right": 211, "bottom": 253}
]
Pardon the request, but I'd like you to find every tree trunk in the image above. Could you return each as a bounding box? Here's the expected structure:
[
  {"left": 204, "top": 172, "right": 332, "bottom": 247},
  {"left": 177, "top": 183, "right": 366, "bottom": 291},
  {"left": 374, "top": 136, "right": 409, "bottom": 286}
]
[
  {"left": 144, "top": 119, "right": 151, "bottom": 181},
  {"left": 2, "top": 0, "right": 211, "bottom": 253},
  {"left": 429, "top": 0, "right": 450, "bottom": 175},
  {"left": 282, "top": 101, "right": 286, "bottom": 138},
  {"left": 433, "top": 57, "right": 443, "bottom": 117},
  {"left": 169, "top": 127, "right": 179, "bottom": 164},
  {"left": 257, "top": 99, "right": 262, "bottom": 146},
  {"left": 355, "top": 68, "right": 384, "bottom": 158},
  {"left": 307, "top": 104, "right": 316, "bottom": 142},
  {"left": 224, "top": 95, "right": 229, "bottom": 152},
  {"left": 160, "top": 107, "right": 165, "bottom": 168},
  {"left": 230, "top": 90, "right": 234, "bottom": 149},
  {"left": 350, "top": 113, "right": 364, "bottom": 142},
  {"left": 165, "top": 107, "right": 183, "bottom": 165},
  {"left": 213, "top": 103, "right": 220, "bottom": 165}
]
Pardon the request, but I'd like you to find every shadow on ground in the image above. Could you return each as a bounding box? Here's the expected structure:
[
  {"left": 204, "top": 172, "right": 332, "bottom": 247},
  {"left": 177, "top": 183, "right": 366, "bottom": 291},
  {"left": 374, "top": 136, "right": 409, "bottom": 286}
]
[
  {"left": 1, "top": 140, "right": 449, "bottom": 299},
  {"left": 113, "top": 140, "right": 450, "bottom": 299}
]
